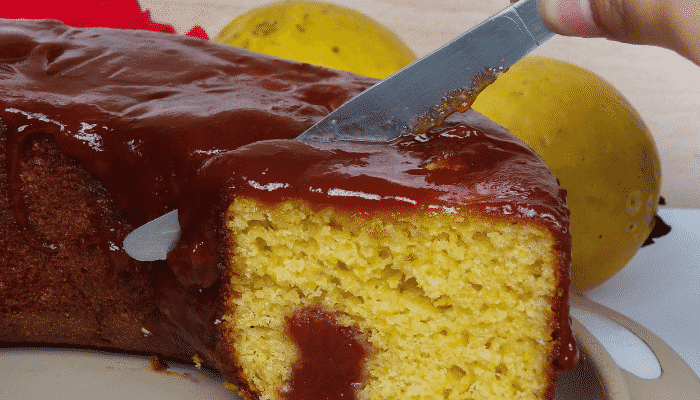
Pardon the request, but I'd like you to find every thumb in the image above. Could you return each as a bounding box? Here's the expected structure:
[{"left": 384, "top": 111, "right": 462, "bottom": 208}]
[{"left": 537, "top": 0, "right": 700, "bottom": 64}]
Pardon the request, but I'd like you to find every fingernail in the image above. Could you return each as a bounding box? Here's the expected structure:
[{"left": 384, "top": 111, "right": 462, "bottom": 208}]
[{"left": 539, "top": 0, "right": 603, "bottom": 37}]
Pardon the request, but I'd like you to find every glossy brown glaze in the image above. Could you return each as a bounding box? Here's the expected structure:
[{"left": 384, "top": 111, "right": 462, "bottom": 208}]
[
  {"left": 413, "top": 66, "right": 508, "bottom": 135},
  {"left": 1, "top": 19, "right": 576, "bottom": 393},
  {"left": 0, "top": 19, "right": 375, "bottom": 227}
]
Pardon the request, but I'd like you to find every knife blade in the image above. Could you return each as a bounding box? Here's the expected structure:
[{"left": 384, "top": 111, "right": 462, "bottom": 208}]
[
  {"left": 296, "top": 0, "right": 554, "bottom": 142},
  {"left": 123, "top": 0, "right": 554, "bottom": 262},
  {"left": 122, "top": 210, "right": 180, "bottom": 262}
]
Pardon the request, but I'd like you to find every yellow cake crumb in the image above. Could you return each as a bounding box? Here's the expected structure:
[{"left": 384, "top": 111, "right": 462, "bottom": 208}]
[{"left": 221, "top": 197, "right": 562, "bottom": 400}]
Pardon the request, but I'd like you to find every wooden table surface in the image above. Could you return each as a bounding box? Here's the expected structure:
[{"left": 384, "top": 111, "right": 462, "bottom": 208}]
[{"left": 140, "top": 0, "right": 700, "bottom": 208}]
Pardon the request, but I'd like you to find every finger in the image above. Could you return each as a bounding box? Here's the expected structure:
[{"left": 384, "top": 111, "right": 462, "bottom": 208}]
[
  {"left": 538, "top": 0, "right": 700, "bottom": 64},
  {"left": 538, "top": 0, "right": 604, "bottom": 37}
]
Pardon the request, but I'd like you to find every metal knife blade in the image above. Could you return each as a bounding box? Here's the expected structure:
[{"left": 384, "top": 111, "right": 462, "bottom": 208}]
[
  {"left": 123, "top": 210, "right": 180, "bottom": 261},
  {"left": 296, "top": 0, "right": 554, "bottom": 143},
  {"left": 123, "top": 0, "right": 554, "bottom": 262}
]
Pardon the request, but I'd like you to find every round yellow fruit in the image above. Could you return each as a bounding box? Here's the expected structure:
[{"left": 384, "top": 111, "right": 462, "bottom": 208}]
[
  {"left": 214, "top": 0, "right": 417, "bottom": 79},
  {"left": 472, "top": 57, "right": 662, "bottom": 293}
]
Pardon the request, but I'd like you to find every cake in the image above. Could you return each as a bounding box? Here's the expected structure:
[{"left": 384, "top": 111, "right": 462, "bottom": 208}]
[{"left": 0, "top": 19, "right": 576, "bottom": 400}]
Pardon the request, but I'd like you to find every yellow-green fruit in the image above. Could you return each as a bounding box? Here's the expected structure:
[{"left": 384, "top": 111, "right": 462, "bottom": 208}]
[
  {"left": 472, "top": 57, "right": 662, "bottom": 293},
  {"left": 213, "top": 0, "right": 417, "bottom": 79}
]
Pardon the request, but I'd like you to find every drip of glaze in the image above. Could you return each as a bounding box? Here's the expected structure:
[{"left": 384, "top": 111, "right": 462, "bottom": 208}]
[{"left": 285, "top": 309, "right": 366, "bottom": 400}]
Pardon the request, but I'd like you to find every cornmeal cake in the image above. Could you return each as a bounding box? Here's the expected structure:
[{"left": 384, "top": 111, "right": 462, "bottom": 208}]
[{"left": 1, "top": 19, "right": 575, "bottom": 400}]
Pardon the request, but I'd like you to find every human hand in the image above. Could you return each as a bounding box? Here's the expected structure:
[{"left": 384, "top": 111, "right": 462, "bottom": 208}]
[{"left": 532, "top": 0, "right": 700, "bottom": 65}]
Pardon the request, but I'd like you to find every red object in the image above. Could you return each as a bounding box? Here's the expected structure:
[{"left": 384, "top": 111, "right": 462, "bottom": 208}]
[
  {"left": 185, "top": 25, "right": 209, "bottom": 40},
  {"left": 5, "top": 0, "right": 209, "bottom": 40}
]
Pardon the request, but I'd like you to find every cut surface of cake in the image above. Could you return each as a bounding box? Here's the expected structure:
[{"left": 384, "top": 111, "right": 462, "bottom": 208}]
[
  {"left": 226, "top": 198, "right": 558, "bottom": 400},
  {"left": 1, "top": 19, "right": 575, "bottom": 400}
]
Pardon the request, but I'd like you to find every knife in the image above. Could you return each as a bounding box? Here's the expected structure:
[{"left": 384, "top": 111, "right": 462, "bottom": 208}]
[{"left": 123, "top": 0, "right": 554, "bottom": 262}]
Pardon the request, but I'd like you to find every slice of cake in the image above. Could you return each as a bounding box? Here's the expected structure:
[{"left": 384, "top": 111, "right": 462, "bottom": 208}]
[
  {"left": 1, "top": 19, "right": 575, "bottom": 400},
  {"left": 168, "top": 114, "right": 575, "bottom": 400}
]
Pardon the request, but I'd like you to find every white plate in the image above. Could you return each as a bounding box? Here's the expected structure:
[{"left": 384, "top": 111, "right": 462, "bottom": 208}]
[
  {"left": 0, "top": 348, "right": 235, "bottom": 400},
  {"left": 0, "top": 344, "right": 601, "bottom": 400}
]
